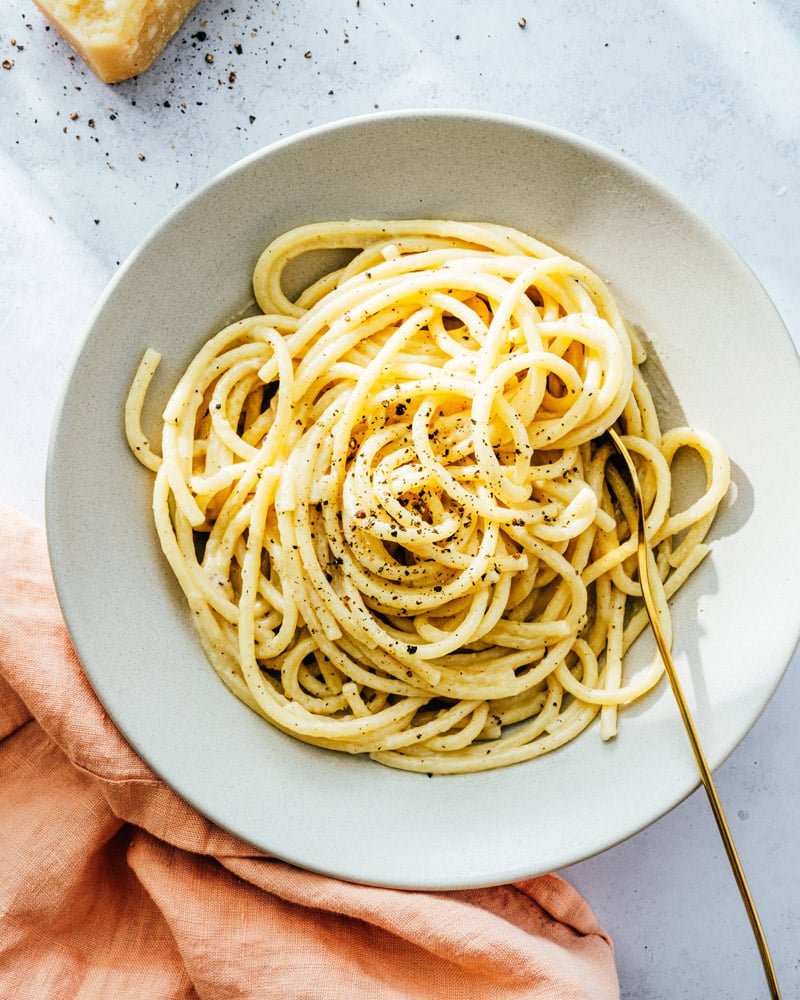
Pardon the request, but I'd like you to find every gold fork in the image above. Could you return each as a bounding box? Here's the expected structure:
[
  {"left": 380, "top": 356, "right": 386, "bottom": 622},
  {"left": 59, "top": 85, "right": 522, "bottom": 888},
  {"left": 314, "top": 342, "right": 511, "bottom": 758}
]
[{"left": 607, "top": 427, "right": 781, "bottom": 999}]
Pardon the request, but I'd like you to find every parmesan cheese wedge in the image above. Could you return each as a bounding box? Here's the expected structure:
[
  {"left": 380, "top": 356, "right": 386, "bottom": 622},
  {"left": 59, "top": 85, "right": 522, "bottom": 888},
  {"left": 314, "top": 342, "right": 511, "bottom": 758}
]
[{"left": 33, "top": 0, "right": 201, "bottom": 83}]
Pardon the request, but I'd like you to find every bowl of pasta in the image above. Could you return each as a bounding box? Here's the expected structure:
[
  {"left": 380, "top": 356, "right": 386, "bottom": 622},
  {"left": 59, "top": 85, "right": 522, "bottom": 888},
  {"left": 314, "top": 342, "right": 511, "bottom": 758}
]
[{"left": 47, "top": 110, "right": 800, "bottom": 888}]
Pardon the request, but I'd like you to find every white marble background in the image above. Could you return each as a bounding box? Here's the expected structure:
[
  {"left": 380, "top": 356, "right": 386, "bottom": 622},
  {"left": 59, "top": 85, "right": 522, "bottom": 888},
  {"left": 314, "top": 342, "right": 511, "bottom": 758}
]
[{"left": 1, "top": 1, "right": 798, "bottom": 996}]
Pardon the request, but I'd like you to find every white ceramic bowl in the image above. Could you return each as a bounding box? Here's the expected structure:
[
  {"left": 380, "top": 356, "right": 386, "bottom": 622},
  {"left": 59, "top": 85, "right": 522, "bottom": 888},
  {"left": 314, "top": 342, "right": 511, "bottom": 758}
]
[{"left": 47, "top": 110, "right": 800, "bottom": 888}]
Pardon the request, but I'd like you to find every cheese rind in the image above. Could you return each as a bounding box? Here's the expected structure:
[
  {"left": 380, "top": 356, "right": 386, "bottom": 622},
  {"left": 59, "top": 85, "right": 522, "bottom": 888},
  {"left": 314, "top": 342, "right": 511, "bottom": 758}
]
[{"left": 33, "top": 0, "right": 201, "bottom": 82}]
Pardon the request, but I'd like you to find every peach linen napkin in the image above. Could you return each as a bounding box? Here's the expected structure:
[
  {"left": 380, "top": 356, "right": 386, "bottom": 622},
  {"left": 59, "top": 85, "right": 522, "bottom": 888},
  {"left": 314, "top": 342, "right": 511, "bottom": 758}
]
[{"left": 0, "top": 506, "right": 620, "bottom": 1000}]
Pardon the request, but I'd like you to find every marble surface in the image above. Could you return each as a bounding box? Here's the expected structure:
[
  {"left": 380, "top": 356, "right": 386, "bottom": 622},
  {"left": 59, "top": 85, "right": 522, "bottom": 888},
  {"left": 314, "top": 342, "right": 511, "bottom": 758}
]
[{"left": 1, "top": 1, "right": 798, "bottom": 996}]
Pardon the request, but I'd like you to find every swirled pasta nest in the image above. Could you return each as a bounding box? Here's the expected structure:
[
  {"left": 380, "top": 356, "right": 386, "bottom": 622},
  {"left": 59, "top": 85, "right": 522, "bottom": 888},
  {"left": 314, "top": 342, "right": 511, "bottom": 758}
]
[{"left": 126, "top": 220, "right": 729, "bottom": 773}]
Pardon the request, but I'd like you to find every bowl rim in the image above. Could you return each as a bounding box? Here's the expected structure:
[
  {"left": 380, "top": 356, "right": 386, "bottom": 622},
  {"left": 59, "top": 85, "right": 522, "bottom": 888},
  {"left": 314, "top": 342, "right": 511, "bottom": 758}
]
[{"left": 46, "top": 109, "right": 800, "bottom": 888}]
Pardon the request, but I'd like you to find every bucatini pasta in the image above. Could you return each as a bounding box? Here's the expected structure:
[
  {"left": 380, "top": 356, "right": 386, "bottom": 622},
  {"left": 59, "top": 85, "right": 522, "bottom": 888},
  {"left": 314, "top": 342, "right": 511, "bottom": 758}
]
[{"left": 125, "top": 219, "right": 730, "bottom": 774}]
